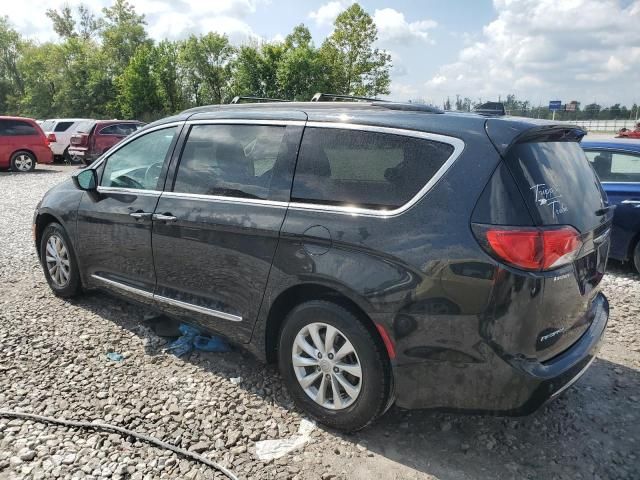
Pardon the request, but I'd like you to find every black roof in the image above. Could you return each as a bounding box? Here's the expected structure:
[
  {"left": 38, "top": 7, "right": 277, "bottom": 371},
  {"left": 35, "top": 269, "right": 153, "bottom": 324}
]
[{"left": 146, "top": 101, "right": 570, "bottom": 149}]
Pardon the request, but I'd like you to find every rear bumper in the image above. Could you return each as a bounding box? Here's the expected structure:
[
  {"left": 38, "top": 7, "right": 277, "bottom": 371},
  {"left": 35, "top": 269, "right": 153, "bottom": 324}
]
[
  {"left": 68, "top": 148, "right": 96, "bottom": 164},
  {"left": 39, "top": 148, "right": 54, "bottom": 164},
  {"left": 49, "top": 142, "right": 66, "bottom": 156},
  {"left": 394, "top": 292, "right": 608, "bottom": 414}
]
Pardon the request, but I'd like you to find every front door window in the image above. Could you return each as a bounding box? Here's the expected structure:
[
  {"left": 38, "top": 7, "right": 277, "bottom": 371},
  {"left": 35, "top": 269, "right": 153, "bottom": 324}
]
[{"left": 101, "top": 127, "right": 178, "bottom": 190}]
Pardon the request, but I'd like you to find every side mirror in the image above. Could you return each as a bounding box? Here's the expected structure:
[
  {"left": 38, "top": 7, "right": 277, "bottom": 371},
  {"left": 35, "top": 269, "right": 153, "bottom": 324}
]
[{"left": 73, "top": 169, "right": 97, "bottom": 191}]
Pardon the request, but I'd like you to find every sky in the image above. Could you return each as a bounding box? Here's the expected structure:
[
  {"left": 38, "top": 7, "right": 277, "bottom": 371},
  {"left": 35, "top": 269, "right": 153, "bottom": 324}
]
[{"left": 2, "top": 0, "right": 639, "bottom": 107}]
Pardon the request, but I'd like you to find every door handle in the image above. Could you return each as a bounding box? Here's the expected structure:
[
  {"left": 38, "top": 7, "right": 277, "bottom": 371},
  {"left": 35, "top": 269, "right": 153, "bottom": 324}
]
[
  {"left": 152, "top": 213, "right": 177, "bottom": 222},
  {"left": 129, "top": 211, "right": 152, "bottom": 219}
]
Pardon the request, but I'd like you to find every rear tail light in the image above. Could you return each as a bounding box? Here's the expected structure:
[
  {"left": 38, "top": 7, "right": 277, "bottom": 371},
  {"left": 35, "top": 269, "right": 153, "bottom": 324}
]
[
  {"left": 472, "top": 224, "right": 582, "bottom": 271},
  {"left": 46, "top": 133, "right": 56, "bottom": 144},
  {"left": 71, "top": 134, "right": 88, "bottom": 146}
]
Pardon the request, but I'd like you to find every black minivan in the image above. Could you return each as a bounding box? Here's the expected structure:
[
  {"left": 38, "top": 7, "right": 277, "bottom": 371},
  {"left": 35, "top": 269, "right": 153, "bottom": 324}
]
[{"left": 34, "top": 100, "right": 611, "bottom": 431}]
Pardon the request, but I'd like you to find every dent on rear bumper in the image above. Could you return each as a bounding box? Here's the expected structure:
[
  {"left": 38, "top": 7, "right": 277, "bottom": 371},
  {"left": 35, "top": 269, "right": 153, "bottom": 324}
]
[{"left": 394, "top": 293, "right": 608, "bottom": 413}]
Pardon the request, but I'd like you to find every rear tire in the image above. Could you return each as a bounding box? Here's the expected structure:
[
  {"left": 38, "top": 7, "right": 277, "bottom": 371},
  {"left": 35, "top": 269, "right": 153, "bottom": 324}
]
[
  {"left": 278, "top": 300, "right": 391, "bottom": 432},
  {"left": 63, "top": 148, "right": 73, "bottom": 164},
  {"left": 633, "top": 241, "right": 640, "bottom": 274},
  {"left": 10, "top": 151, "right": 36, "bottom": 172},
  {"left": 40, "top": 222, "right": 81, "bottom": 297}
]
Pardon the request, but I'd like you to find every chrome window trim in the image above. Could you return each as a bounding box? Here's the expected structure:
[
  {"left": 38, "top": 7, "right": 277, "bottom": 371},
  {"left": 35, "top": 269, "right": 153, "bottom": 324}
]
[
  {"left": 91, "top": 274, "right": 154, "bottom": 299},
  {"left": 90, "top": 121, "right": 184, "bottom": 170},
  {"left": 97, "top": 186, "right": 162, "bottom": 197},
  {"left": 154, "top": 294, "right": 243, "bottom": 322},
  {"left": 185, "top": 119, "right": 306, "bottom": 127},
  {"left": 161, "top": 191, "right": 287, "bottom": 208},
  {"left": 288, "top": 122, "right": 465, "bottom": 218},
  {"left": 91, "top": 274, "right": 243, "bottom": 322},
  {"left": 167, "top": 120, "right": 465, "bottom": 218}
]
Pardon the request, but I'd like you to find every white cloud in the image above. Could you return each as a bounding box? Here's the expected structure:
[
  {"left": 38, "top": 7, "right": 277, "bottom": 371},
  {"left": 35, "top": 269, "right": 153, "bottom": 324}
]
[
  {"left": 1, "top": 0, "right": 262, "bottom": 43},
  {"left": 425, "top": 0, "right": 640, "bottom": 105},
  {"left": 308, "top": 1, "right": 352, "bottom": 27},
  {"left": 373, "top": 8, "right": 437, "bottom": 44}
]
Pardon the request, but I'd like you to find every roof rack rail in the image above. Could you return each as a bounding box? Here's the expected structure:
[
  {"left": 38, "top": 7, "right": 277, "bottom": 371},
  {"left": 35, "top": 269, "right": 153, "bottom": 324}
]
[
  {"left": 229, "top": 96, "right": 290, "bottom": 104},
  {"left": 310, "top": 93, "right": 387, "bottom": 103},
  {"left": 473, "top": 101, "right": 506, "bottom": 116},
  {"left": 371, "top": 102, "right": 444, "bottom": 114}
]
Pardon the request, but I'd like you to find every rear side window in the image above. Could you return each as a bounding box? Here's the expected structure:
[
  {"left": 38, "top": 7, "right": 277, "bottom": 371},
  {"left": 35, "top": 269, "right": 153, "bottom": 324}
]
[
  {"left": 76, "top": 121, "right": 96, "bottom": 133},
  {"left": 173, "top": 124, "right": 287, "bottom": 200},
  {"left": 505, "top": 142, "right": 606, "bottom": 232},
  {"left": 291, "top": 128, "right": 454, "bottom": 209},
  {"left": 584, "top": 150, "right": 640, "bottom": 182},
  {"left": 99, "top": 123, "right": 142, "bottom": 136},
  {"left": 40, "top": 120, "right": 54, "bottom": 132},
  {"left": 0, "top": 119, "right": 39, "bottom": 136},
  {"left": 54, "top": 121, "right": 74, "bottom": 132}
]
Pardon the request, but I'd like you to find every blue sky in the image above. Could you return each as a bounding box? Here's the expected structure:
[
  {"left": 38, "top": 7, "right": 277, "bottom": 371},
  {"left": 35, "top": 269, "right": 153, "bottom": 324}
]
[{"left": 3, "top": 0, "right": 639, "bottom": 107}]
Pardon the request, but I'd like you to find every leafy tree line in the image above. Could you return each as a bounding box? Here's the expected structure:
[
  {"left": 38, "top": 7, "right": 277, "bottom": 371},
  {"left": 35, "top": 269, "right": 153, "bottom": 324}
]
[
  {"left": 441, "top": 94, "right": 639, "bottom": 121},
  {"left": 0, "top": 1, "right": 391, "bottom": 121}
]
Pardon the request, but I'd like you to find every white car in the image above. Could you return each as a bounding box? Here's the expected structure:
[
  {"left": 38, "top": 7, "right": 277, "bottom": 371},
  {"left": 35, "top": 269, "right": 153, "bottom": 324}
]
[{"left": 40, "top": 118, "right": 93, "bottom": 161}]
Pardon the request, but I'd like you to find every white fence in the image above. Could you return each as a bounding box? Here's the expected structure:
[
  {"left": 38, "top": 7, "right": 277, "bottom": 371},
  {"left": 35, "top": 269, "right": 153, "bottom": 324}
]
[{"left": 559, "top": 119, "right": 638, "bottom": 133}]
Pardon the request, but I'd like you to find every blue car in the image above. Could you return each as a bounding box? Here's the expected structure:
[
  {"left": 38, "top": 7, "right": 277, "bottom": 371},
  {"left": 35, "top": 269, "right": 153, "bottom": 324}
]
[{"left": 582, "top": 139, "right": 640, "bottom": 272}]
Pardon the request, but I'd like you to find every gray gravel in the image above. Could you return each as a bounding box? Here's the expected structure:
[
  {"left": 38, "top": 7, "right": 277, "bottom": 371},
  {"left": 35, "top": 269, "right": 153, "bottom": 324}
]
[{"left": 1, "top": 164, "right": 639, "bottom": 480}]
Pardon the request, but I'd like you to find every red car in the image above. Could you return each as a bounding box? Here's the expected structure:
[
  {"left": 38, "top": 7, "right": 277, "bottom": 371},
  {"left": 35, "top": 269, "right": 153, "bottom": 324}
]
[
  {"left": 69, "top": 120, "right": 145, "bottom": 165},
  {"left": 616, "top": 123, "right": 640, "bottom": 139},
  {"left": 0, "top": 116, "right": 54, "bottom": 172}
]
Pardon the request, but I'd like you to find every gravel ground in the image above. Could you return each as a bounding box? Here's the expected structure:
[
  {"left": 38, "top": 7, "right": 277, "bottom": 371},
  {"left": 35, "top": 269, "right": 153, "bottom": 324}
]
[{"left": 1, "top": 164, "right": 639, "bottom": 480}]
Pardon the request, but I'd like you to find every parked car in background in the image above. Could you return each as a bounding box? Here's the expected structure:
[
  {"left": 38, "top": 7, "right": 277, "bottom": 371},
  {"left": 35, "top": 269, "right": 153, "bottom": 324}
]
[
  {"left": 34, "top": 98, "right": 612, "bottom": 431},
  {"left": 68, "top": 120, "right": 145, "bottom": 165},
  {"left": 0, "top": 116, "right": 53, "bottom": 172},
  {"left": 40, "top": 118, "right": 93, "bottom": 162},
  {"left": 616, "top": 122, "right": 640, "bottom": 139},
  {"left": 582, "top": 139, "right": 640, "bottom": 272}
]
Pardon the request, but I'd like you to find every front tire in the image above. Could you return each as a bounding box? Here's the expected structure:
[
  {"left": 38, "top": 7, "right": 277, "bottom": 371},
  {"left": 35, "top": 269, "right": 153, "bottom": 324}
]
[
  {"left": 278, "top": 300, "right": 391, "bottom": 431},
  {"left": 10, "top": 151, "right": 36, "bottom": 172},
  {"left": 633, "top": 240, "right": 640, "bottom": 274},
  {"left": 40, "top": 223, "right": 81, "bottom": 297}
]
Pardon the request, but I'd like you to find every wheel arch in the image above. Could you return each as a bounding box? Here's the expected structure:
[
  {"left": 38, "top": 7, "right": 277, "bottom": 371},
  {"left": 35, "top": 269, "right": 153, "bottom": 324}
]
[
  {"left": 263, "top": 282, "right": 394, "bottom": 366},
  {"left": 35, "top": 211, "right": 67, "bottom": 258}
]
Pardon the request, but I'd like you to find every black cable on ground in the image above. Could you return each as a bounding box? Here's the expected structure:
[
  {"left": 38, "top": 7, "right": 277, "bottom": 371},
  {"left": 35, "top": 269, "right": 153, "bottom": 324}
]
[{"left": 0, "top": 409, "right": 239, "bottom": 480}]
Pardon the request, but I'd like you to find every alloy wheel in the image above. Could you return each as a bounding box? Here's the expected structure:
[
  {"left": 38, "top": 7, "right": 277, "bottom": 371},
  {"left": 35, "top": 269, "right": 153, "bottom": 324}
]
[
  {"left": 14, "top": 154, "right": 34, "bottom": 171},
  {"left": 291, "top": 322, "right": 363, "bottom": 410},
  {"left": 45, "top": 234, "right": 71, "bottom": 288}
]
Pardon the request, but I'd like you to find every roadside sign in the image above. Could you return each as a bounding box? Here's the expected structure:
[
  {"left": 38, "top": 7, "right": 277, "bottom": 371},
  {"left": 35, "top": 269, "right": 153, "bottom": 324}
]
[{"left": 549, "top": 100, "right": 562, "bottom": 111}]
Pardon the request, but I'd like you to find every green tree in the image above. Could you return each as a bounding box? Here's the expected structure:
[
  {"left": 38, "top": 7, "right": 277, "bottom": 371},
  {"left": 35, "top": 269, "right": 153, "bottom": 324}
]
[
  {"left": 230, "top": 41, "right": 286, "bottom": 99},
  {"left": 115, "top": 44, "right": 162, "bottom": 119},
  {"left": 276, "top": 25, "right": 321, "bottom": 100},
  {"left": 230, "top": 43, "right": 265, "bottom": 98},
  {"left": 584, "top": 103, "right": 601, "bottom": 119},
  {"left": 180, "top": 33, "right": 235, "bottom": 105},
  {"left": 319, "top": 3, "right": 391, "bottom": 96},
  {"left": 17, "top": 42, "right": 60, "bottom": 118},
  {"left": 46, "top": 4, "right": 100, "bottom": 41},
  {"left": 154, "top": 40, "right": 184, "bottom": 113},
  {"left": 46, "top": 5, "right": 76, "bottom": 39},
  {"left": 101, "top": 0, "right": 149, "bottom": 75},
  {"left": 0, "top": 16, "right": 26, "bottom": 103}
]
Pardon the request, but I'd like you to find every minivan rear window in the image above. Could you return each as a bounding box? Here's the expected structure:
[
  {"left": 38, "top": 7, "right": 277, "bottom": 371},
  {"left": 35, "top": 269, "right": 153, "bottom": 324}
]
[
  {"left": 291, "top": 128, "right": 454, "bottom": 209},
  {"left": 505, "top": 141, "right": 606, "bottom": 232}
]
